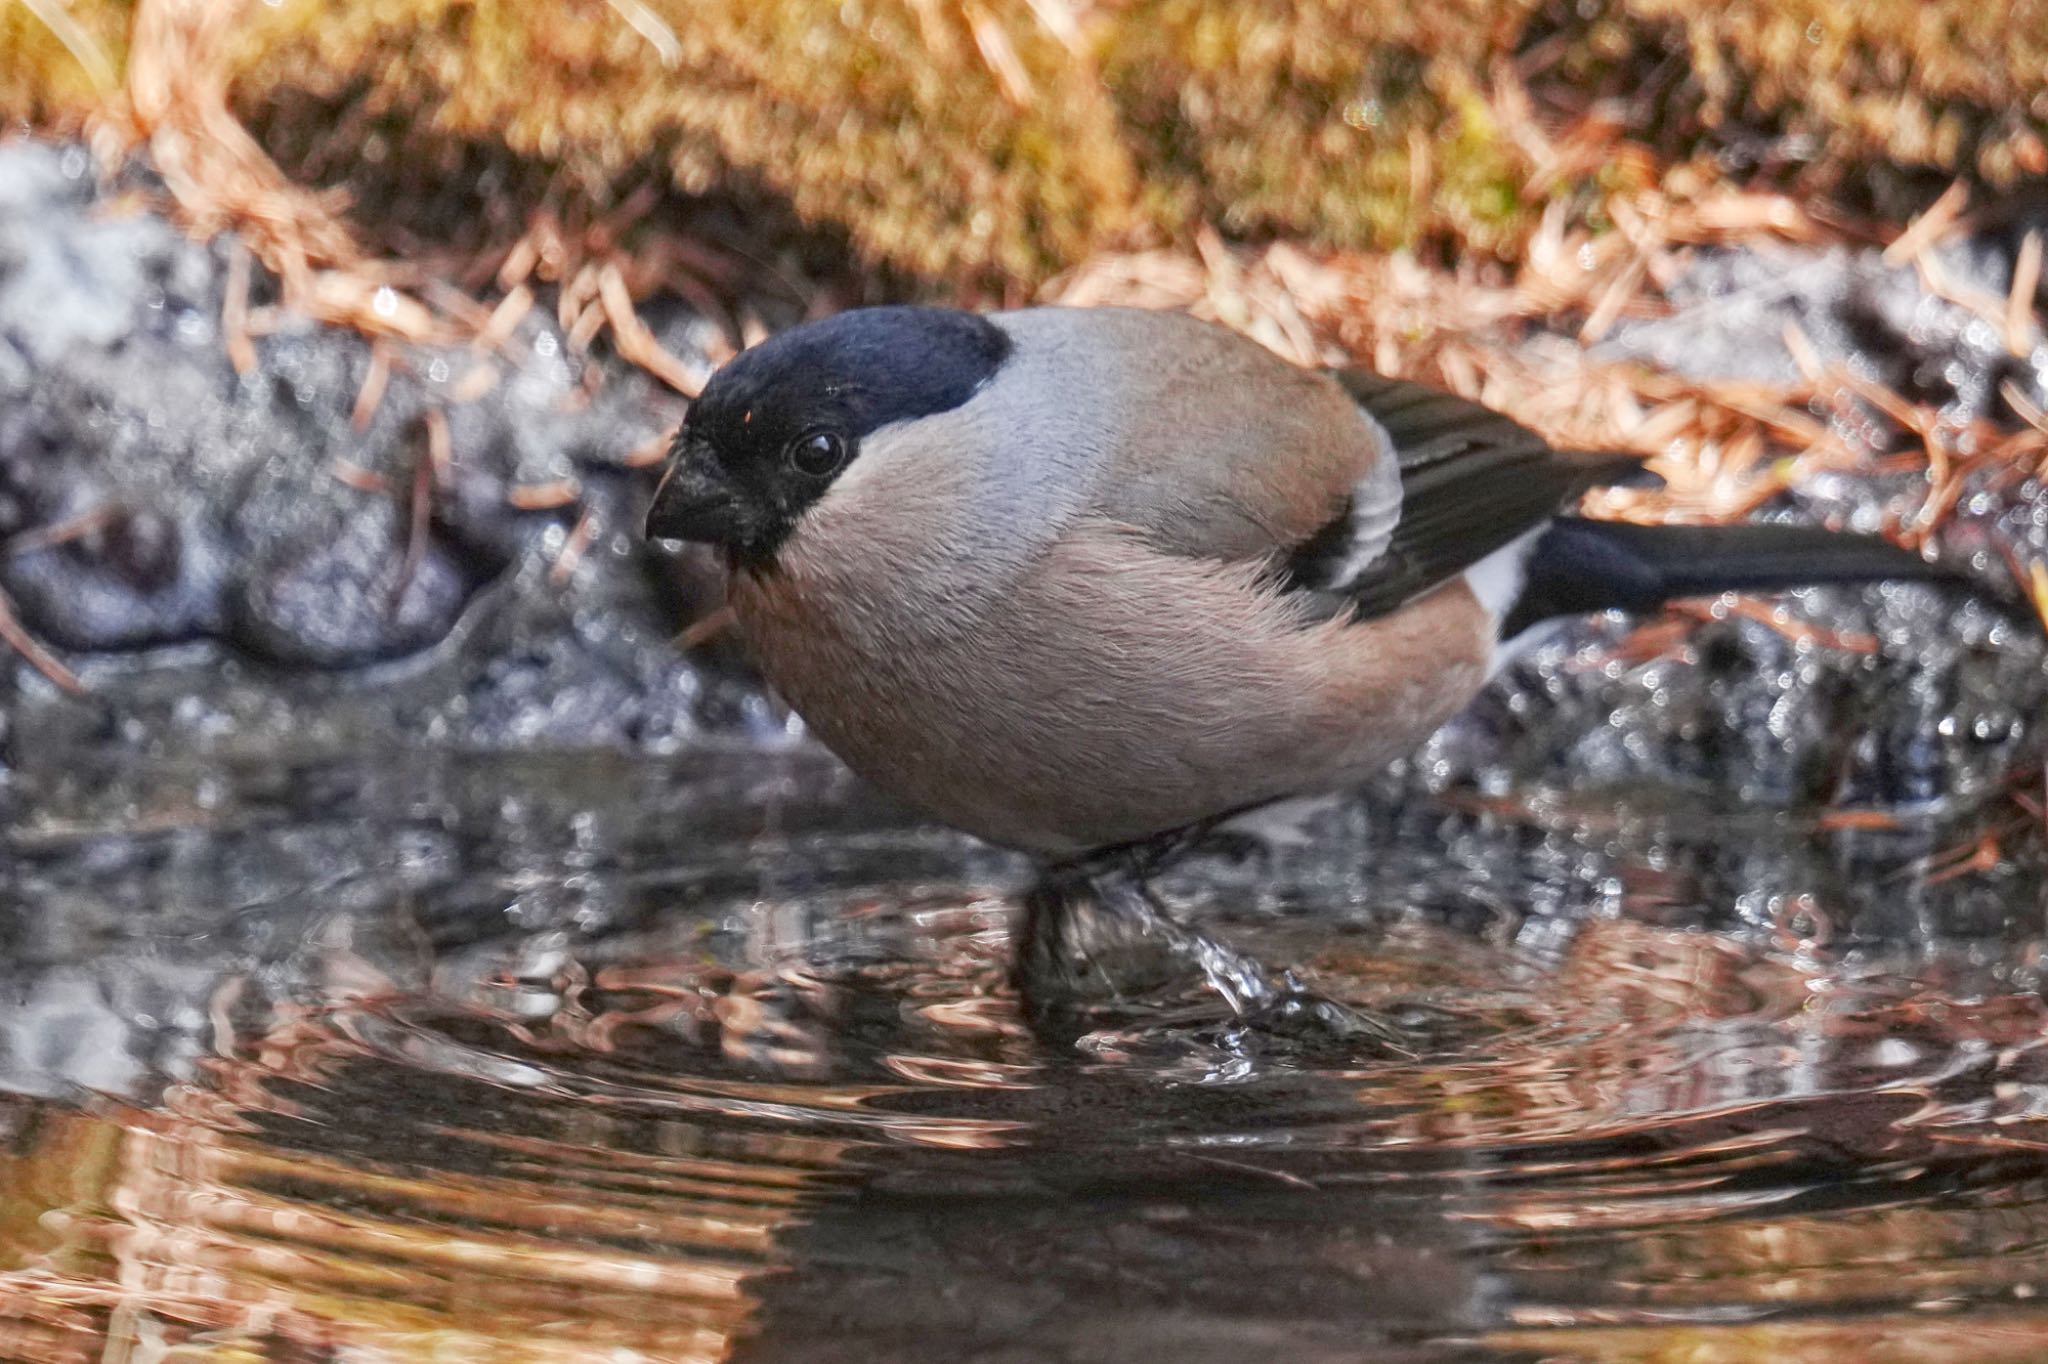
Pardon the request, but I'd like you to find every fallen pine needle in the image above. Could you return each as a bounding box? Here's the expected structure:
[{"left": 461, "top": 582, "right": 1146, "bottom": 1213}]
[
  {"left": 624, "top": 435, "right": 672, "bottom": 469},
  {"left": 1882, "top": 180, "right": 1970, "bottom": 268},
  {"left": 605, "top": 0, "right": 682, "bottom": 67},
  {"left": 422, "top": 407, "right": 453, "bottom": 489},
  {"left": 496, "top": 230, "right": 543, "bottom": 294},
  {"left": 1815, "top": 809, "right": 1911, "bottom": 832},
  {"left": 1185, "top": 1152, "right": 1319, "bottom": 1190},
  {"left": 329, "top": 459, "right": 391, "bottom": 494},
  {"left": 2007, "top": 230, "right": 2042, "bottom": 358},
  {"left": 20, "top": 0, "right": 119, "bottom": 93},
  {"left": 473, "top": 283, "right": 534, "bottom": 357},
  {"left": 221, "top": 239, "right": 256, "bottom": 376},
  {"left": 549, "top": 508, "right": 598, "bottom": 585},
  {"left": 1882, "top": 827, "right": 2010, "bottom": 885},
  {"left": 964, "top": 0, "right": 1035, "bottom": 107},
  {"left": 1677, "top": 598, "right": 1881, "bottom": 655},
  {"left": 507, "top": 479, "right": 581, "bottom": 511},
  {"left": 2010, "top": 779, "right": 2045, "bottom": 825},
  {"left": 1916, "top": 248, "right": 2012, "bottom": 338},
  {"left": 566, "top": 297, "right": 607, "bottom": 353},
  {"left": 558, "top": 261, "right": 600, "bottom": 331},
  {"left": 597, "top": 262, "right": 703, "bottom": 397},
  {"left": 449, "top": 362, "right": 499, "bottom": 404},
  {"left": 4, "top": 506, "right": 119, "bottom": 557},
  {"left": 1781, "top": 321, "right": 1826, "bottom": 386},
  {"left": 0, "top": 587, "right": 84, "bottom": 695},
  {"left": 350, "top": 340, "right": 392, "bottom": 432},
  {"left": 390, "top": 443, "right": 433, "bottom": 614},
  {"left": 1923, "top": 834, "right": 2005, "bottom": 886},
  {"left": 2004, "top": 379, "right": 2048, "bottom": 435}
]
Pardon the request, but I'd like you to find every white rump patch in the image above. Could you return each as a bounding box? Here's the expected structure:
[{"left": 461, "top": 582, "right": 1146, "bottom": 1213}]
[
  {"left": 1464, "top": 528, "right": 1553, "bottom": 675},
  {"left": 1463, "top": 528, "right": 1541, "bottom": 620}
]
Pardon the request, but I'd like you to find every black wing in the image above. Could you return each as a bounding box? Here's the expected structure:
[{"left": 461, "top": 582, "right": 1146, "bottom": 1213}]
[{"left": 1285, "top": 370, "right": 1646, "bottom": 620}]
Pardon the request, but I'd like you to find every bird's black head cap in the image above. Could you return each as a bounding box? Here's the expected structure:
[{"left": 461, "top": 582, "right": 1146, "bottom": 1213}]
[{"left": 645, "top": 306, "right": 1012, "bottom": 567}]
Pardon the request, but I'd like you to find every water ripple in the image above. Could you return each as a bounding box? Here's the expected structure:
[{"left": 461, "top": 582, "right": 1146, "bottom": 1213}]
[{"left": 2, "top": 753, "right": 2046, "bottom": 1360}]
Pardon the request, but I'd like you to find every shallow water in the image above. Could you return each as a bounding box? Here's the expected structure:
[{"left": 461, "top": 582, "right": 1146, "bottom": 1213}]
[{"left": 2, "top": 750, "right": 2047, "bottom": 1363}]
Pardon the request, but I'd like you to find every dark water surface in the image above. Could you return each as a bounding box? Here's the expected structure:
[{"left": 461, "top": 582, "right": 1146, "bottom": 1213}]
[{"left": 2, "top": 750, "right": 2047, "bottom": 1363}]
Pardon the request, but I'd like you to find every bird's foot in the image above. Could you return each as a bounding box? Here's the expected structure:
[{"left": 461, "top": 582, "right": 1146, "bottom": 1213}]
[{"left": 1015, "top": 865, "right": 1412, "bottom": 1054}]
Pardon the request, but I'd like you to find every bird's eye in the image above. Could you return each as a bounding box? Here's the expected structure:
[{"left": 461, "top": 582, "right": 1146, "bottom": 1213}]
[{"left": 787, "top": 430, "right": 849, "bottom": 479}]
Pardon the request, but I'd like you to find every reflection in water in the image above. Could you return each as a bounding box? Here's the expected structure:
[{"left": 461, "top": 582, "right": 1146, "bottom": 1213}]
[{"left": 0, "top": 752, "right": 2046, "bottom": 1361}]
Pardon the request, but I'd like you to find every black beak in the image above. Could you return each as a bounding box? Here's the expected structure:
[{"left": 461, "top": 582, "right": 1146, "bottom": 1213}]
[{"left": 645, "top": 435, "right": 743, "bottom": 545}]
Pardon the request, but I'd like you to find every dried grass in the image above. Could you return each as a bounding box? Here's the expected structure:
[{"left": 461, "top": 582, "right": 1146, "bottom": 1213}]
[
  {"left": 90, "top": 0, "right": 439, "bottom": 347},
  {"left": 15, "top": 0, "right": 2048, "bottom": 280},
  {"left": 76, "top": 0, "right": 724, "bottom": 395}
]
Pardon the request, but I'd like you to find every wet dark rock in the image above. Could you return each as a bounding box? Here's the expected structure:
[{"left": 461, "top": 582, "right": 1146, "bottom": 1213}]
[
  {"left": 0, "top": 137, "right": 758, "bottom": 759},
  {"left": 1596, "top": 238, "right": 2033, "bottom": 409},
  {"left": 1445, "top": 232, "right": 2048, "bottom": 812},
  {"left": 228, "top": 506, "right": 475, "bottom": 665}
]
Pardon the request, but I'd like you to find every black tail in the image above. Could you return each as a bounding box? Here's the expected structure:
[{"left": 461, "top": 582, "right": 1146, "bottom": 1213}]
[{"left": 1504, "top": 517, "right": 1961, "bottom": 638}]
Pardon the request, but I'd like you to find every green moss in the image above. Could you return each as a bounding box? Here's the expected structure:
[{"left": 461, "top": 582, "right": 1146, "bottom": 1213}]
[
  {"left": 1100, "top": 0, "right": 1568, "bottom": 260},
  {"left": 224, "top": 0, "right": 1141, "bottom": 289},
  {"left": 2, "top": 0, "right": 2045, "bottom": 290},
  {"left": 1626, "top": 0, "right": 2048, "bottom": 186}
]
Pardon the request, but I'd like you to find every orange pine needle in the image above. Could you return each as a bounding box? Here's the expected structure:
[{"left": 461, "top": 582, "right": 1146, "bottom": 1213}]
[{"left": 0, "top": 587, "right": 84, "bottom": 695}]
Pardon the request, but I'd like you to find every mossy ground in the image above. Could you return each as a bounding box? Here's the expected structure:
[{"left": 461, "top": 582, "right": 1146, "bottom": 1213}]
[{"left": 5, "top": 0, "right": 2046, "bottom": 290}]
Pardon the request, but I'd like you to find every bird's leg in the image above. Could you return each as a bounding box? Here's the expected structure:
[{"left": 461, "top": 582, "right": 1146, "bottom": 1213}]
[
  {"left": 1014, "top": 840, "right": 1408, "bottom": 1049},
  {"left": 1014, "top": 862, "right": 1192, "bottom": 1021}
]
